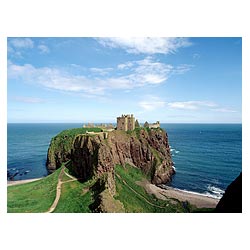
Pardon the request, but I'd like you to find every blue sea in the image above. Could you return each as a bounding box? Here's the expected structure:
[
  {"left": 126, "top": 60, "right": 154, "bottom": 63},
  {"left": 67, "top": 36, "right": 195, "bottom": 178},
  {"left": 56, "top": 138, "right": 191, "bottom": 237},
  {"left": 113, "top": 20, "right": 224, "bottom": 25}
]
[{"left": 7, "top": 123, "right": 242, "bottom": 199}]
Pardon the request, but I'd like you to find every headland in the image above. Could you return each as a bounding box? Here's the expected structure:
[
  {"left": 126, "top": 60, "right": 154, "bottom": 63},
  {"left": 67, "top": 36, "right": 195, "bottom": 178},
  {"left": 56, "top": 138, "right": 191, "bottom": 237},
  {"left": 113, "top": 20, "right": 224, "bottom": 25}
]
[{"left": 7, "top": 114, "right": 220, "bottom": 212}]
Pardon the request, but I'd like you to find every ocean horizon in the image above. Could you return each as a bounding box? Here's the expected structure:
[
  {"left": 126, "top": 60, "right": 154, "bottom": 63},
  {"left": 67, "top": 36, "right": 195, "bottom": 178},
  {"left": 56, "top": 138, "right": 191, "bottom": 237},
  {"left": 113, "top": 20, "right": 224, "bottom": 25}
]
[{"left": 7, "top": 123, "right": 242, "bottom": 199}]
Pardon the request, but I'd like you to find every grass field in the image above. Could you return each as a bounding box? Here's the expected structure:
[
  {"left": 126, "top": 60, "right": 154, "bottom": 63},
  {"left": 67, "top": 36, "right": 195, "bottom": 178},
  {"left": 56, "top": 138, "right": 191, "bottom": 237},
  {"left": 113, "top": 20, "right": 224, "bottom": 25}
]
[
  {"left": 54, "top": 179, "right": 94, "bottom": 213},
  {"left": 8, "top": 163, "right": 203, "bottom": 213},
  {"left": 114, "top": 164, "right": 187, "bottom": 213},
  {"left": 7, "top": 168, "right": 61, "bottom": 213}
]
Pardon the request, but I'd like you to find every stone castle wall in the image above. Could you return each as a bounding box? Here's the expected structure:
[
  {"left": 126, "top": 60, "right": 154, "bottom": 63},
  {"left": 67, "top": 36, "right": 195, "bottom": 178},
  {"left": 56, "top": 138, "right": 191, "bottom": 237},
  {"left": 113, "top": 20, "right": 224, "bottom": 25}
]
[
  {"left": 149, "top": 121, "right": 160, "bottom": 129},
  {"left": 117, "top": 114, "right": 135, "bottom": 131}
]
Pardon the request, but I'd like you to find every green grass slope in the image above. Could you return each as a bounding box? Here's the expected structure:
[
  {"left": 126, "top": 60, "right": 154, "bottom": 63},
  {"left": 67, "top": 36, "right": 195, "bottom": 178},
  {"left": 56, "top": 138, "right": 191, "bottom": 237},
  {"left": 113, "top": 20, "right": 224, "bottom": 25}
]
[
  {"left": 7, "top": 168, "right": 61, "bottom": 213},
  {"left": 114, "top": 164, "right": 187, "bottom": 212},
  {"left": 8, "top": 163, "right": 205, "bottom": 213},
  {"left": 54, "top": 179, "right": 95, "bottom": 213}
]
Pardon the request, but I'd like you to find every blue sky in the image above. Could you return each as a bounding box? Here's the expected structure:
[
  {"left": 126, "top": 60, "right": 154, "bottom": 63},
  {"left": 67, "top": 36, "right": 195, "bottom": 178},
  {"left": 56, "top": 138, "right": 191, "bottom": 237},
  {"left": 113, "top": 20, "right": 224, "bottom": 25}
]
[{"left": 7, "top": 37, "right": 242, "bottom": 123}]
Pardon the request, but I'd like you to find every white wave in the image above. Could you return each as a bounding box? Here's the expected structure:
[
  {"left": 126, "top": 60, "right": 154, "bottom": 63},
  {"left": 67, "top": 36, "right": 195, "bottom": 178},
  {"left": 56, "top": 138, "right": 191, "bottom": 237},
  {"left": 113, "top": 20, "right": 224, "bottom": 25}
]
[
  {"left": 161, "top": 185, "right": 221, "bottom": 200},
  {"left": 206, "top": 185, "right": 225, "bottom": 199},
  {"left": 170, "top": 148, "right": 180, "bottom": 154},
  {"left": 203, "top": 192, "right": 222, "bottom": 199}
]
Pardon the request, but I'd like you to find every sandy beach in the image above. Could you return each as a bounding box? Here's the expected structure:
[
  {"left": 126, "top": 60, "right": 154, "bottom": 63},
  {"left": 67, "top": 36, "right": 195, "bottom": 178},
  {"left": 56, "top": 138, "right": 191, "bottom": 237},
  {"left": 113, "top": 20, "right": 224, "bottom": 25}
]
[
  {"left": 142, "top": 181, "right": 219, "bottom": 208},
  {"left": 7, "top": 178, "right": 43, "bottom": 186}
]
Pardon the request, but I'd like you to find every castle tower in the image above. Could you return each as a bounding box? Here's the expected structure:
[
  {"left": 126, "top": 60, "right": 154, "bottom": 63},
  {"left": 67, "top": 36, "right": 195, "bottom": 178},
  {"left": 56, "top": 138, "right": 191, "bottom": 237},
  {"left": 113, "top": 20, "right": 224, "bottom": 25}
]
[
  {"left": 127, "top": 114, "right": 135, "bottom": 130},
  {"left": 117, "top": 114, "right": 135, "bottom": 131}
]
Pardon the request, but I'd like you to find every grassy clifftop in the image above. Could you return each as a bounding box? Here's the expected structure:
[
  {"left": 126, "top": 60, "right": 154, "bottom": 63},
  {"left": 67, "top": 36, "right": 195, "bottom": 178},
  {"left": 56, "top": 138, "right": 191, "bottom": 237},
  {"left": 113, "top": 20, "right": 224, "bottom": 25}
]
[
  {"left": 8, "top": 163, "right": 191, "bottom": 213},
  {"left": 47, "top": 126, "right": 174, "bottom": 185},
  {"left": 46, "top": 127, "right": 102, "bottom": 171}
]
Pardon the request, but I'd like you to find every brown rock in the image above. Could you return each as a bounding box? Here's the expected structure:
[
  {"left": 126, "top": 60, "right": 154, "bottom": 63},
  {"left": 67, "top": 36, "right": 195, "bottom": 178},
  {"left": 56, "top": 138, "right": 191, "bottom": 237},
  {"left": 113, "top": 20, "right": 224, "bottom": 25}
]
[
  {"left": 46, "top": 128, "right": 175, "bottom": 211},
  {"left": 47, "top": 128, "right": 174, "bottom": 185}
]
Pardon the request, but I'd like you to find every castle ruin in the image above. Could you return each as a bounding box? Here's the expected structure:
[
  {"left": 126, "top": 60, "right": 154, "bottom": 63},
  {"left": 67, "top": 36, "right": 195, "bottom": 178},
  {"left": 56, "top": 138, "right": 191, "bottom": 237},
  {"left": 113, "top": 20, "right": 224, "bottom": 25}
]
[
  {"left": 149, "top": 121, "right": 160, "bottom": 129},
  {"left": 144, "top": 121, "right": 160, "bottom": 129},
  {"left": 117, "top": 114, "right": 135, "bottom": 131}
]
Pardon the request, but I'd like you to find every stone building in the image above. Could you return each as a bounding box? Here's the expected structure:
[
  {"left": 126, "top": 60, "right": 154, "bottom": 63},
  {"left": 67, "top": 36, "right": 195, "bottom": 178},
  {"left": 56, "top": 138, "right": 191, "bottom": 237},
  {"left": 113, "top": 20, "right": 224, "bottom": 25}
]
[
  {"left": 149, "top": 121, "right": 160, "bottom": 129},
  {"left": 144, "top": 121, "right": 160, "bottom": 129},
  {"left": 117, "top": 114, "right": 135, "bottom": 131}
]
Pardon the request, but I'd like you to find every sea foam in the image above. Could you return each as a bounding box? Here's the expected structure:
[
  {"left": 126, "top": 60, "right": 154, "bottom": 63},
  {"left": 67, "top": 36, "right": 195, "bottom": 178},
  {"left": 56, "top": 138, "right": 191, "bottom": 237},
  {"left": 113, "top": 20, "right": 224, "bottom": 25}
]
[
  {"left": 206, "top": 184, "right": 224, "bottom": 198},
  {"left": 161, "top": 185, "right": 221, "bottom": 200}
]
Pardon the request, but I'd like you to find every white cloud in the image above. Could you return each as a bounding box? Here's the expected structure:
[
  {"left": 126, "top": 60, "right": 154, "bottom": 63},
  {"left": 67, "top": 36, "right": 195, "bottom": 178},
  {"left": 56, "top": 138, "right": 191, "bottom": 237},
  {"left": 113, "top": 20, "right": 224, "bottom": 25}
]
[
  {"left": 8, "top": 62, "right": 105, "bottom": 96},
  {"left": 211, "top": 108, "right": 237, "bottom": 113},
  {"left": 139, "top": 96, "right": 166, "bottom": 111},
  {"left": 89, "top": 67, "right": 113, "bottom": 75},
  {"left": 12, "top": 96, "right": 45, "bottom": 103},
  {"left": 168, "top": 101, "right": 217, "bottom": 110},
  {"left": 8, "top": 38, "right": 50, "bottom": 56},
  {"left": 133, "top": 57, "right": 173, "bottom": 84},
  {"left": 160, "top": 100, "right": 238, "bottom": 116},
  {"left": 193, "top": 53, "right": 200, "bottom": 59},
  {"left": 138, "top": 97, "right": 238, "bottom": 116},
  {"left": 101, "top": 77, "right": 132, "bottom": 89},
  {"left": 8, "top": 57, "right": 192, "bottom": 97},
  {"left": 173, "top": 64, "right": 194, "bottom": 75},
  {"left": 9, "top": 38, "right": 34, "bottom": 49},
  {"left": 116, "top": 58, "right": 192, "bottom": 86},
  {"left": 97, "top": 37, "right": 192, "bottom": 54},
  {"left": 117, "top": 62, "right": 134, "bottom": 70},
  {"left": 7, "top": 46, "right": 14, "bottom": 53},
  {"left": 38, "top": 44, "right": 50, "bottom": 54},
  {"left": 8, "top": 38, "right": 34, "bottom": 57}
]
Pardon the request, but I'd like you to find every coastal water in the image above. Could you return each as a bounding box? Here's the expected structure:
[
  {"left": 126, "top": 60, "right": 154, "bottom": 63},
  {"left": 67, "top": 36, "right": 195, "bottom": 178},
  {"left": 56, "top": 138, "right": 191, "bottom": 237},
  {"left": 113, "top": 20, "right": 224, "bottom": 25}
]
[
  {"left": 161, "top": 123, "right": 242, "bottom": 199},
  {"left": 7, "top": 123, "right": 242, "bottom": 199},
  {"left": 7, "top": 123, "right": 83, "bottom": 180}
]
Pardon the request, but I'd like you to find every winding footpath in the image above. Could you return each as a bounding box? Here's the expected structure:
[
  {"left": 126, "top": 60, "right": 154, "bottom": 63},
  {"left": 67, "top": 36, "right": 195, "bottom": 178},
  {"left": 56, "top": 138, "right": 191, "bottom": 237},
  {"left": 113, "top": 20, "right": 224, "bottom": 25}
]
[
  {"left": 47, "top": 168, "right": 168, "bottom": 213},
  {"left": 46, "top": 166, "right": 77, "bottom": 213}
]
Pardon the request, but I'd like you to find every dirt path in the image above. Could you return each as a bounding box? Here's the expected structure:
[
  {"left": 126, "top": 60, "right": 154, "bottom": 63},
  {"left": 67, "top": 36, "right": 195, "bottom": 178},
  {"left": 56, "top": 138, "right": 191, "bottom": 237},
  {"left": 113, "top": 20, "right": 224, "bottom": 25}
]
[
  {"left": 46, "top": 166, "right": 77, "bottom": 213},
  {"left": 64, "top": 170, "right": 77, "bottom": 181}
]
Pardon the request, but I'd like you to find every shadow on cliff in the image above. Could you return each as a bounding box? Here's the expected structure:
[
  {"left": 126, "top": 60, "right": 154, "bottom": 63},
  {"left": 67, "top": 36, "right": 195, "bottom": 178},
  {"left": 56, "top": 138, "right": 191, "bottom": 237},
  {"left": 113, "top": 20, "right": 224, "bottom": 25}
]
[
  {"left": 65, "top": 161, "right": 88, "bottom": 183},
  {"left": 88, "top": 178, "right": 106, "bottom": 212}
]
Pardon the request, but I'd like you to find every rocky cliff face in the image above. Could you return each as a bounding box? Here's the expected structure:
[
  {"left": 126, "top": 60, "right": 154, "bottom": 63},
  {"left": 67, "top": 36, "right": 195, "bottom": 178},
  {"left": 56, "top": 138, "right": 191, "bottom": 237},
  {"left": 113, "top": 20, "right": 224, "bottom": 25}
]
[
  {"left": 71, "top": 129, "right": 174, "bottom": 184},
  {"left": 47, "top": 128, "right": 174, "bottom": 185},
  {"left": 46, "top": 128, "right": 174, "bottom": 212},
  {"left": 46, "top": 135, "right": 74, "bottom": 172}
]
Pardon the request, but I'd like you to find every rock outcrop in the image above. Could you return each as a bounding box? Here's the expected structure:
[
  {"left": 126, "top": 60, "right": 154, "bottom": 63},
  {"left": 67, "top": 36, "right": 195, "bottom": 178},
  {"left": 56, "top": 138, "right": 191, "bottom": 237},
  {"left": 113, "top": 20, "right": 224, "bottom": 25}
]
[
  {"left": 215, "top": 172, "right": 242, "bottom": 213},
  {"left": 47, "top": 128, "right": 174, "bottom": 184},
  {"left": 46, "top": 127, "right": 174, "bottom": 212},
  {"left": 46, "top": 135, "right": 74, "bottom": 172}
]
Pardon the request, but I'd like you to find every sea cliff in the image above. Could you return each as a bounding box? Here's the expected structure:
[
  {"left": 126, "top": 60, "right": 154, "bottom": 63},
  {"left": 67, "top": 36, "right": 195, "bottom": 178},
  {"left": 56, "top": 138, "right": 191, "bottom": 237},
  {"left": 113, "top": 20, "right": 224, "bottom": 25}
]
[
  {"left": 47, "top": 127, "right": 175, "bottom": 185},
  {"left": 46, "top": 127, "right": 175, "bottom": 212}
]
